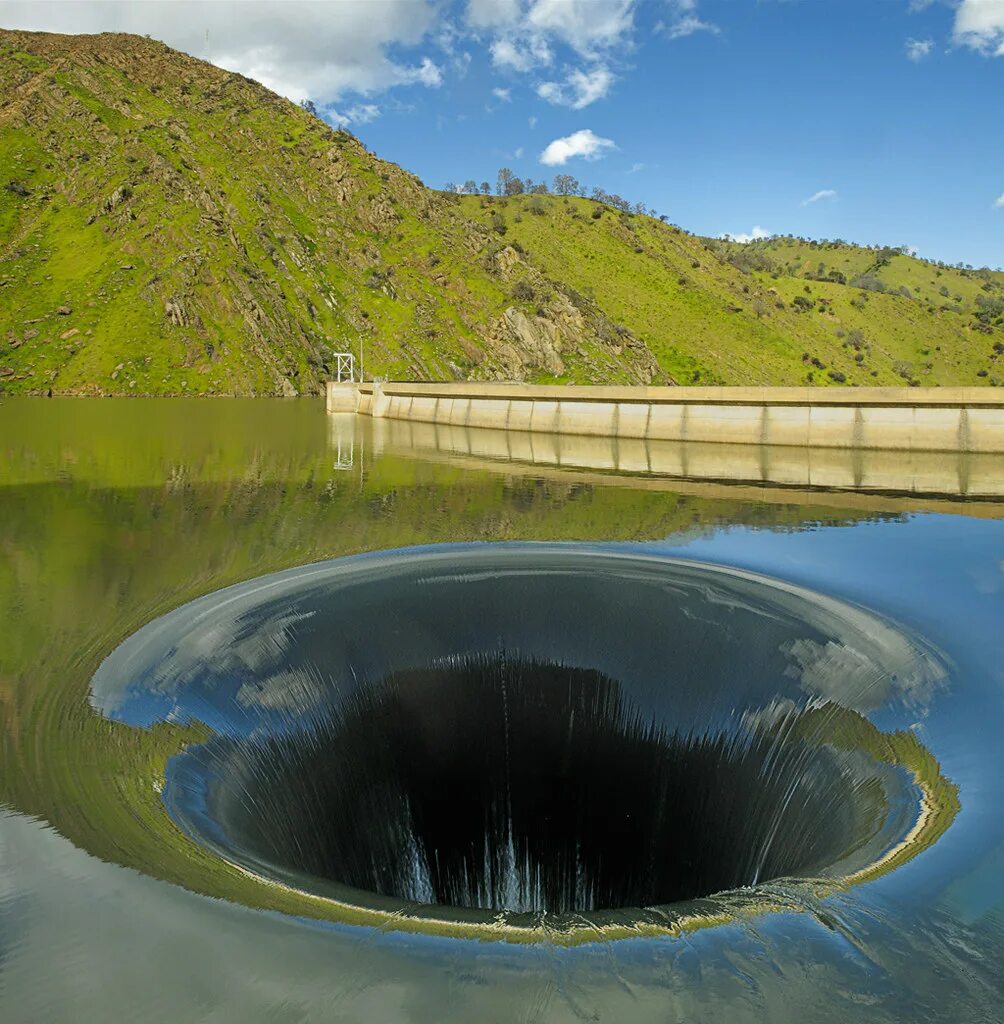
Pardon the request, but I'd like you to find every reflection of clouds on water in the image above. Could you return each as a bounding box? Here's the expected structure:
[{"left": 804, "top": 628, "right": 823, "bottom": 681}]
[
  {"left": 92, "top": 598, "right": 318, "bottom": 720},
  {"left": 92, "top": 546, "right": 952, "bottom": 737},
  {"left": 968, "top": 560, "right": 1004, "bottom": 596},
  {"left": 740, "top": 696, "right": 809, "bottom": 732},
  {"left": 783, "top": 634, "right": 948, "bottom": 712},
  {"left": 159, "top": 606, "right": 316, "bottom": 690},
  {"left": 236, "top": 665, "right": 331, "bottom": 712}
]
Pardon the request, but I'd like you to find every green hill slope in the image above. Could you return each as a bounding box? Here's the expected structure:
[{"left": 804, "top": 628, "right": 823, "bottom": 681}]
[
  {"left": 459, "top": 196, "right": 1004, "bottom": 386},
  {"left": 0, "top": 29, "right": 658, "bottom": 396},
  {"left": 2, "top": 28, "right": 1002, "bottom": 395}
]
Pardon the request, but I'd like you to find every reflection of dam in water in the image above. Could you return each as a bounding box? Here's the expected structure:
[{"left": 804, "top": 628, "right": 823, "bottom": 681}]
[{"left": 329, "top": 414, "right": 1004, "bottom": 504}]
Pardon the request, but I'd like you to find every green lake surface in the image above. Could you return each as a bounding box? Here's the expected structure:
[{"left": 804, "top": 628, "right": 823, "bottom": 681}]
[{"left": 1, "top": 398, "right": 1002, "bottom": 1022}]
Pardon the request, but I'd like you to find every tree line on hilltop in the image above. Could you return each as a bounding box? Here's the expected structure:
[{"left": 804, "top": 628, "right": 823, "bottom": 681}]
[{"left": 442, "top": 168, "right": 667, "bottom": 220}]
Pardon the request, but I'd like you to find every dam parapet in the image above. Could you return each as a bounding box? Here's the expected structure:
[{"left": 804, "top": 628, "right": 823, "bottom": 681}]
[{"left": 328, "top": 381, "right": 1004, "bottom": 454}]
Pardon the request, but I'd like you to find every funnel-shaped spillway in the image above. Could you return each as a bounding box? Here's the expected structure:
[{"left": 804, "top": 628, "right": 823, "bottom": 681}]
[{"left": 90, "top": 545, "right": 956, "bottom": 939}]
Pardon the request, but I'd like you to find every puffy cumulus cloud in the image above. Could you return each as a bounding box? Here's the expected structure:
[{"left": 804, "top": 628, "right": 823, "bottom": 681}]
[
  {"left": 492, "top": 86, "right": 512, "bottom": 101},
  {"left": 490, "top": 33, "right": 552, "bottom": 71},
  {"left": 539, "top": 128, "right": 616, "bottom": 165},
  {"left": 526, "top": 0, "right": 634, "bottom": 54},
  {"left": 537, "top": 65, "right": 614, "bottom": 108},
  {"left": 721, "top": 225, "right": 771, "bottom": 244},
  {"left": 326, "top": 103, "right": 381, "bottom": 128},
  {"left": 475, "top": 0, "right": 634, "bottom": 73},
  {"left": 0, "top": 0, "right": 442, "bottom": 103},
  {"left": 995, "top": 193, "right": 1004, "bottom": 208},
  {"left": 659, "top": 0, "right": 719, "bottom": 40},
  {"left": 402, "top": 56, "right": 444, "bottom": 88},
  {"left": 954, "top": 0, "right": 1004, "bottom": 55},
  {"left": 905, "top": 37, "right": 934, "bottom": 61},
  {"left": 802, "top": 188, "right": 838, "bottom": 206}
]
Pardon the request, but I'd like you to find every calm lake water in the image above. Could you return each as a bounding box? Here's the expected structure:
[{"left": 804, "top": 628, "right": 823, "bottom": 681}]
[{"left": 1, "top": 398, "right": 1003, "bottom": 1023}]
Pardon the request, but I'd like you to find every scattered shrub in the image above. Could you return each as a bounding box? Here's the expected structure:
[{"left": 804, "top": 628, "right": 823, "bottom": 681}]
[{"left": 850, "top": 274, "right": 886, "bottom": 293}]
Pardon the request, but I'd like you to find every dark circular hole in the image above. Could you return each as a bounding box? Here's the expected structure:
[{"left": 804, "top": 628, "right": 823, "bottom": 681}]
[{"left": 199, "top": 652, "right": 885, "bottom": 915}]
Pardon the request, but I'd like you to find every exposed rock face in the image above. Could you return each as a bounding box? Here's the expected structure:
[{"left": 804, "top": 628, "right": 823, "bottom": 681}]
[
  {"left": 492, "top": 246, "right": 523, "bottom": 278},
  {"left": 102, "top": 185, "right": 132, "bottom": 212},
  {"left": 490, "top": 307, "right": 566, "bottom": 377},
  {"left": 164, "top": 300, "right": 188, "bottom": 327}
]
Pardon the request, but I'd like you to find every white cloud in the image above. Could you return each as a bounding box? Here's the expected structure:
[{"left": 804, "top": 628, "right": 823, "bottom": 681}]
[
  {"left": 539, "top": 128, "right": 616, "bottom": 165},
  {"left": 537, "top": 65, "right": 614, "bottom": 108},
  {"left": 326, "top": 102, "right": 382, "bottom": 128},
  {"left": 0, "top": 0, "right": 441, "bottom": 103},
  {"left": 526, "top": 0, "right": 634, "bottom": 55},
  {"left": 490, "top": 34, "right": 552, "bottom": 70},
  {"left": 481, "top": 0, "right": 634, "bottom": 79},
  {"left": 954, "top": 0, "right": 1004, "bottom": 56},
  {"left": 528, "top": 115, "right": 538, "bottom": 128},
  {"left": 629, "top": 162, "right": 645, "bottom": 173},
  {"left": 401, "top": 57, "right": 444, "bottom": 88},
  {"left": 660, "top": 0, "right": 719, "bottom": 40},
  {"left": 346, "top": 103, "right": 381, "bottom": 124},
  {"left": 466, "top": 0, "right": 522, "bottom": 29},
  {"left": 906, "top": 37, "right": 934, "bottom": 61},
  {"left": 514, "top": 146, "right": 525, "bottom": 159},
  {"left": 802, "top": 188, "right": 838, "bottom": 206},
  {"left": 722, "top": 226, "right": 771, "bottom": 244},
  {"left": 450, "top": 50, "right": 473, "bottom": 77},
  {"left": 994, "top": 194, "right": 1004, "bottom": 208},
  {"left": 492, "top": 86, "right": 512, "bottom": 101}
]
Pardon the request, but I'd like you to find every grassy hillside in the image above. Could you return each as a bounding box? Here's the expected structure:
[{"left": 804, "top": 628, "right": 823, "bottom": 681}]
[
  {"left": 2, "top": 28, "right": 1002, "bottom": 395},
  {"left": 459, "top": 195, "right": 1004, "bottom": 387},
  {"left": 0, "top": 29, "right": 658, "bottom": 396}
]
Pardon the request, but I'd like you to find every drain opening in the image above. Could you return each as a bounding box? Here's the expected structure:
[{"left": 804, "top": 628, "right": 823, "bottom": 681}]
[{"left": 197, "top": 653, "right": 886, "bottom": 914}]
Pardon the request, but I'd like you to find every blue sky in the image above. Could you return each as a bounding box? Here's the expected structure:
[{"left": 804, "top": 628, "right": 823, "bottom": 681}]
[{"left": 3, "top": 1, "right": 1002, "bottom": 267}]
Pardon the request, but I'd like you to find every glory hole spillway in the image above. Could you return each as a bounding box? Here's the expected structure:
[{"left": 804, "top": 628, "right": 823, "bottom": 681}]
[{"left": 88, "top": 544, "right": 957, "bottom": 941}]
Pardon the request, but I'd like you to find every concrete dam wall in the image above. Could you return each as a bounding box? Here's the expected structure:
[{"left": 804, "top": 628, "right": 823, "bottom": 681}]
[{"left": 328, "top": 381, "right": 1004, "bottom": 455}]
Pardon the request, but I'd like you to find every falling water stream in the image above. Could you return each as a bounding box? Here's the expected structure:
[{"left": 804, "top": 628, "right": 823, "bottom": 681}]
[{"left": 1, "top": 399, "right": 1002, "bottom": 1022}]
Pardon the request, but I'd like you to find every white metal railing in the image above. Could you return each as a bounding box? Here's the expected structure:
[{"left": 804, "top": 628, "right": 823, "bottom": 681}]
[{"left": 332, "top": 352, "right": 355, "bottom": 383}]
